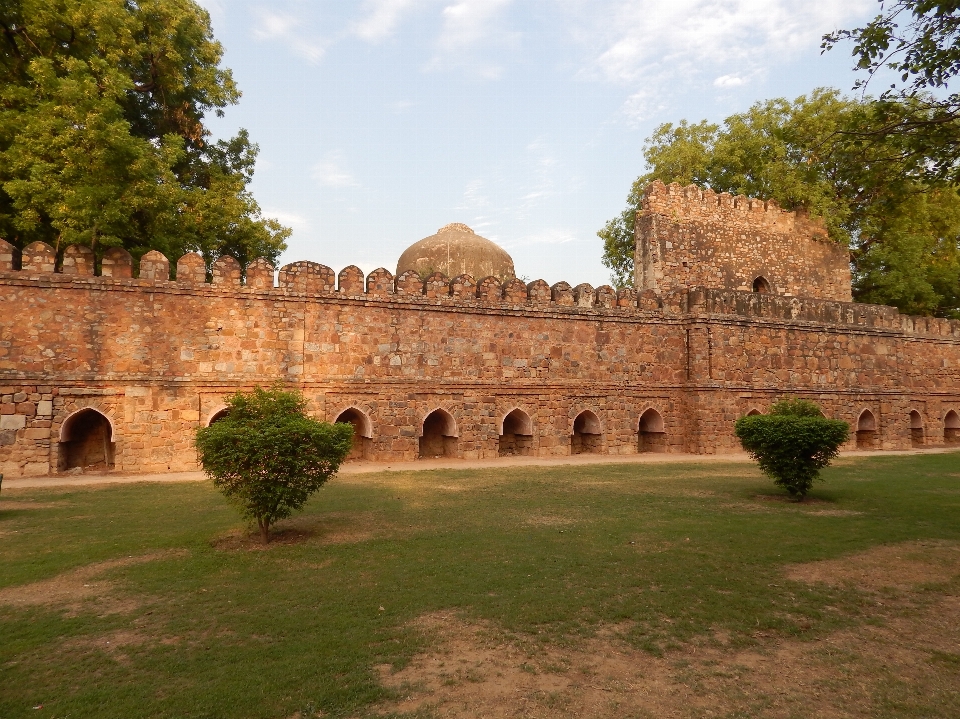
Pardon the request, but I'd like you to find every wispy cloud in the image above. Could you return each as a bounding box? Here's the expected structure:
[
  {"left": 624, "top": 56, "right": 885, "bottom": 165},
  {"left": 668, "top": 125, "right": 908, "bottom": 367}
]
[
  {"left": 565, "top": 0, "right": 870, "bottom": 119},
  {"left": 352, "top": 0, "right": 425, "bottom": 42},
  {"left": 262, "top": 208, "right": 310, "bottom": 232},
  {"left": 312, "top": 153, "right": 360, "bottom": 188},
  {"left": 251, "top": 7, "right": 324, "bottom": 63},
  {"left": 426, "top": 0, "right": 516, "bottom": 77}
]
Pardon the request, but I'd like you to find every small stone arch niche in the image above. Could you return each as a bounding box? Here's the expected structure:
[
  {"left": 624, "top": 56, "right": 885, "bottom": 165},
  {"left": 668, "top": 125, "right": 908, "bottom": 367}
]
[
  {"left": 419, "top": 409, "right": 458, "bottom": 459},
  {"left": 571, "top": 410, "right": 601, "bottom": 455},
  {"left": 207, "top": 408, "right": 230, "bottom": 426},
  {"left": 499, "top": 408, "right": 533, "bottom": 457},
  {"left": 335, "top": 407, "right": 373, "bottom": 461},
  {"left": 856, "top": 410, "right": 878, "bottom": 449},
  {"left": 637, "top": 408, "right": 666, "bottom": 453},
  {"left": 746, "top": 408, "right": 763, "bottom": 416},
  {"left": 752, "top": 276, "right": 772, "bottom": 294},
  {"left": 909, "top": 410, "right": 924, "bottom": 448},
  {"left": 57, "top": 408, "right": 115, "bottom": 472},
  {"left": 945, "top": 410, "right": 960, "bottom": 446}
]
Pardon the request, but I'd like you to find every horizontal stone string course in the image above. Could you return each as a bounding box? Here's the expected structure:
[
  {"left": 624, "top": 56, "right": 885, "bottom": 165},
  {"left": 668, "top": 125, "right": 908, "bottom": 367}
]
[{"left": 1, "top": 239, "right": 958, "bottom": 338}]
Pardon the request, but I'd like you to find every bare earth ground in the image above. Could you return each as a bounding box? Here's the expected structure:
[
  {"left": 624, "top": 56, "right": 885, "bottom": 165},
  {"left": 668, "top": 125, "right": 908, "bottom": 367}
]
[
  {"left": 367, "top": 542, "right": 960, "bottom": 719},
  {"left": 4, "top": 448, "right": 952, "bottom": 489}
]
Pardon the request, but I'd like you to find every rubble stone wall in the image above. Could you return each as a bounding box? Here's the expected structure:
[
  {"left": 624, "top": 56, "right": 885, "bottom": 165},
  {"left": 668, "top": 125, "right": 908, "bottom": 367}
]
[{"left": 0, "top": 250, "right": 957, "bottom": 477}]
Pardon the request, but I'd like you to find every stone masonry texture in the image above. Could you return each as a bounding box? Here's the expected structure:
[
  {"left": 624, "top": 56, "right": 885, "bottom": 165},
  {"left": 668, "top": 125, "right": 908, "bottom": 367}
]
[{"left": 0, "top": 182, "right": 957, "bottom": 477}]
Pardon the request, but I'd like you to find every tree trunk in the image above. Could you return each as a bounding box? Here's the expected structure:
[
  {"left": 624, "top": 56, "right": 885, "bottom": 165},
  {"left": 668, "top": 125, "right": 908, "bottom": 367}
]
[{"left": 258, "top": 516, "right": 270, "bottom": 544}]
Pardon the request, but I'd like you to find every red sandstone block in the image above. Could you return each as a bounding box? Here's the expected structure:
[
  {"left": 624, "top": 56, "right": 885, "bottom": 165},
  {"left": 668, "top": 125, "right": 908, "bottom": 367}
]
[
  {"left": 16, "top": 402, "right": 35, "bottom": 416},
  {"left": 0, "top": 404, "right": 13, "bottom": 414}
]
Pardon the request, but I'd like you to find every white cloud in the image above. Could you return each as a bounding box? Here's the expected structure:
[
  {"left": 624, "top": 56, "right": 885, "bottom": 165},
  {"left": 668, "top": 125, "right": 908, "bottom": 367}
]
[
  {"left": 251, "top": 8, "right": 324, "bottom": 63},
  {"left": 353, "top": 0, "right": 425, "bottom": 42},
  {"left": 506, "top": 228, "right": 577, "bottom": 247},
  {"left": 713, "top": 74, "right": 745, "bottom": 88},
  {"left": 312, "top": 153, "right": 360, "bottom": 188},
  {"left": 565, "top": 0, "right": 871, "bottom": 118},
  {"left": 262, "top": 209, "right": 310, "bottom": 232}
]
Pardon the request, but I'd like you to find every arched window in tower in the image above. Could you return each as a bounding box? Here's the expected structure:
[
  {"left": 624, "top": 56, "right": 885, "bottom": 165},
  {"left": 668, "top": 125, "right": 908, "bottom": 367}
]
[{"left": 752, "top": 276, "right": 771, "bottom": 294}]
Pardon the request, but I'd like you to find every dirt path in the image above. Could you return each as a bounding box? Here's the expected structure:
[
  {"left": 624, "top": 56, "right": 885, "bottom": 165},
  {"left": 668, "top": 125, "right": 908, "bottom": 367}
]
[{"left": 2, "top": 448, "right": 953, "bottom": 490}]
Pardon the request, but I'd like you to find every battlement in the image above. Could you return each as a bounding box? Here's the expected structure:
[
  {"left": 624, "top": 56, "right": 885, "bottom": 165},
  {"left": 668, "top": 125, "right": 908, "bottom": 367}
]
[
  {"left": 636, "top": 181, "right": 851, "bottom": 303},
  {"left": 1, "top": 239, "right": 955, "bottom": 339},
  {"left": 642, "top": 180, "right": 829, "bottom": 239}
]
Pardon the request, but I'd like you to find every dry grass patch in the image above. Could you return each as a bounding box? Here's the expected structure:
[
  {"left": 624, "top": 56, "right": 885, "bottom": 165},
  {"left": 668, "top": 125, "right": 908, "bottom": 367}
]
[{"left": 0, "top": 550, "right": 186, "bottom": 616}]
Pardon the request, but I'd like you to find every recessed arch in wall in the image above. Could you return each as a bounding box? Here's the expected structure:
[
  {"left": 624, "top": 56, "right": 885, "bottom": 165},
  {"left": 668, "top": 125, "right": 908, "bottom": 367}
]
[
  {"left": 856, "top": 409, "right": 878, "bottom": 449},
  {"left": 945, "top": 409, "right": 960, "bottom": 446},
  {"left": 637, "top": 407, "right": 666, "bottom": 453},
  {"left": 909, "top": 410, "right": 925, "bottom": 448},
  {"left": 57, "top": 407, "right": 116, "bottom": 472},
  {"left": 419, "top": 408, "right": 458, "bottom": 459},
  {"left": 746, "top": 408, "right": 763, "bottom": 416},
  {"left": 499, "top": 407, "right": 534, "bottom": 457},
  {"left": 207, "top": 407, "right": 230, "bottom": 426},
  {"left": 571, "top": 409, "right": 602, "bottom": 455},
  {"left": 335, "top": 407, "right": 374, "bottom": 461}
]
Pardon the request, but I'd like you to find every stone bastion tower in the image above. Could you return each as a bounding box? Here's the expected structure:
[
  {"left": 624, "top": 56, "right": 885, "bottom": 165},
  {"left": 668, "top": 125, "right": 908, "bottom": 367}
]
[{"left": 0, "top": 181, "right": 957, "bottom": 477}]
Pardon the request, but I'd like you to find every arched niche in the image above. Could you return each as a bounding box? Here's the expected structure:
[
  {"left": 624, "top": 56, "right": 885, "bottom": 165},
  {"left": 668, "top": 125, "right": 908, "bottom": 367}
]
[
  {"left": 335, "top": 407, "right": 374, "bottom": 461},
  {"left": 207, "top": 408, "right": 230, "bottom": 426},
  {"left": 571, "top": 409, "right": 601, "bottom": 455},
  {"left": 499, "top": 408, "right": 533, "bottom": 457},
  {"left": 419, "top": 409, "right": 458, "bottom": 459},
  {"left": 856, "top": 409, "right": 878, "bottom": 449},
  {"left": 637, "top": 408, "right": 666, "bottom": 453},
  {"left": 752, "top": 276, "right": 771, "bottom": 294},
  {"left": 909, "top": 410, "right": 924, "bottom": 448},
  {"left": 746, "top": 408, "right": 762, "bottom": 416},
  {"left": 945, "top": 410, "right": 960, "bottom": 446},
  {"left": 57, "top": 408, "right": 115, "bottom": 472}
]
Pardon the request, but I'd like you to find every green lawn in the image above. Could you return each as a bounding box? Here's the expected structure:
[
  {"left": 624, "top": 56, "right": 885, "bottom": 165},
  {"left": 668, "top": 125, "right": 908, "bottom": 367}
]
[{"left": 1, "top": 453, "right": 959, "bottom": 718}]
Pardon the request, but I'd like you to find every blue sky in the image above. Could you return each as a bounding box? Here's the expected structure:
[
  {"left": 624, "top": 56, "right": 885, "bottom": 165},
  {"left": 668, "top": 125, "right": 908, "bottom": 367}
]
[{"left": 199, "top": 0, "right": 879, "bottom": 287}]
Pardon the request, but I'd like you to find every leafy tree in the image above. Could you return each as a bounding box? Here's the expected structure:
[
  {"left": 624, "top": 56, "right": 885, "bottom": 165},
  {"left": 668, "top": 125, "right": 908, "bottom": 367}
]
[
  {"left": 735, "top": 399, "right": 850, "bottom": 500},
  {"left": 599, "top": 90, "right": 960, "bottom": 317},
  {"left": 823, "top": 1, "right": 960, "bottom": 184},
  {"left": 0, "top": 0, "right": 289, "bottom": 269},
  {"left": 195, "top": 386, "right": 353, "bottom": 543}
]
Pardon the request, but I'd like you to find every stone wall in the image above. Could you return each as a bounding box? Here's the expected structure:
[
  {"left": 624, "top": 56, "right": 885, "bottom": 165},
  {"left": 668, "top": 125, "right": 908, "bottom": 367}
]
[
  {"left": 636, "top": 181, "right": 853, "bottom": 302},
  {"left": 0, "top": 238, "right": 958, "bottom": 477}
]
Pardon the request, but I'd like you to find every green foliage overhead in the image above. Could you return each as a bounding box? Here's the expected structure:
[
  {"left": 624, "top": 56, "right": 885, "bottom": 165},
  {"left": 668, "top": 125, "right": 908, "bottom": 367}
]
[
  {"left": 735, "top": 405, "right": 850, "bottom": 500},
  {"left": 194, "top": 386, "right": 353, "bottom": 543},
  {"left": 823, "top": 1, "right": 960, "bottom": 185},
  {"left": 0, "top": 0, "right": 289, "bottom": 268},
  {"left": 599, "top": 90, "right": 960, "bottom": 318}
]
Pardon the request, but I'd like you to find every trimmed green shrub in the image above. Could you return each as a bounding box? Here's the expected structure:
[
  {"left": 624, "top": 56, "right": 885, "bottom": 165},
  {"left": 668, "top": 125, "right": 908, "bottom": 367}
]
[
  {"left": 735, "top": 400, "right": 850, "bottom": 499},
  {"left": 195, "top": 385, "right": 353, "bottom": 542}
]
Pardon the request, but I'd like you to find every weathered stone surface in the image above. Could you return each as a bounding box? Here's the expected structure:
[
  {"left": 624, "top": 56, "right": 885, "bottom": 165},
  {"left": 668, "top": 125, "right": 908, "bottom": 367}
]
[
  {"left": 61, "top": 245, "right": 95, "bottom": 276},
  {"left": 101, "top": 247, "right": 133, "bottom": 278},
  {"left": 212, "top": 255, "right": 242, "bottom": 286},
  {"left": 139, "top": 250, "right": 169, "bottom": 281},
  {"left": 246, "top": 258, "right": 275, "bottom": 290},
  {"left": 177, "top": 253, "right": 207, "bottom": 284},
  {"left": 397, "top": 223, "right": 515, "bottom": 281},
  {"left": 22, "top": 242, "right": 56, "bottom": 273}
]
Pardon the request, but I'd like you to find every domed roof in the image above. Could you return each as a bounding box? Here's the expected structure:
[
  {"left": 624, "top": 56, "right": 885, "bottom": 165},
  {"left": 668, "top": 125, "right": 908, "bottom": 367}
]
[{"left": 396, "top": 223, "right": 515, "bottom": 281}]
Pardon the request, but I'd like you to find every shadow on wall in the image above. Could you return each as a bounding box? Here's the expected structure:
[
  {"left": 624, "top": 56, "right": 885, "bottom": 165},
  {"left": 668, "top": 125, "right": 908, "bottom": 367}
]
[{"left": 58, "top": 408, "right": 114, "bottom": 472}]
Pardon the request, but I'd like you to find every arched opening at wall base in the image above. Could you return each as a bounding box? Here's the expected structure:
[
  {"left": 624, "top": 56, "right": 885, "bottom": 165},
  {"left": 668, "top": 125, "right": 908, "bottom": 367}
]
[
  {"left": 856, "top": 410, "right": 878, "bottom": 449},
  {"left": 208, "top": 408, "right": 230, "bottom": 426},
  {"left": 419, "top": 409, "right": 458, "bottom": 459},
  {"left": 499, "top": 409, "right": 533, "bottom": 457},
  {"left": 637, "top": 408, "right": 666, "bottom": 453},
  {"left": 57, "top": 408, "right": 115, "bottom": 472},
  {"left": 909, "top": 410, "right": 925, "bottom": 448},
  {"left": 571, "top": 410, "right": 601, "bottom": 455},
  {"left": 945, "top": 410, "right": 960, "bottom": 446},
  {"left": 335, "top": 408, "right": 374, "bottom": 461},
  {"left": 752, "top": 276, "right": 771, "bottom": 294}
]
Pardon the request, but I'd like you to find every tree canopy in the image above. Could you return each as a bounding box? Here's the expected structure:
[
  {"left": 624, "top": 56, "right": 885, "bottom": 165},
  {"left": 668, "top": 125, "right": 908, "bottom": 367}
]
[
  {"left": 599, "top": 90, "right": 960, "bottom": 317},
  {"left": 823, "top": 1, "right": 960, "bottom": 185},
  {"left": 0, "top": 0, "right": 289, "bottom": 269}
]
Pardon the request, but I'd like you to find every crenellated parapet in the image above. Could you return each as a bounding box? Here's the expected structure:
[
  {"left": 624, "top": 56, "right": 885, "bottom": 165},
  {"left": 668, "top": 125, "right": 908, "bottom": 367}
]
[
  {"left": 641, "top": 180, "right": 829, "bottom": 238},
  {"left": 0, "top": 238, "right": 955, "bottom": 338}
]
